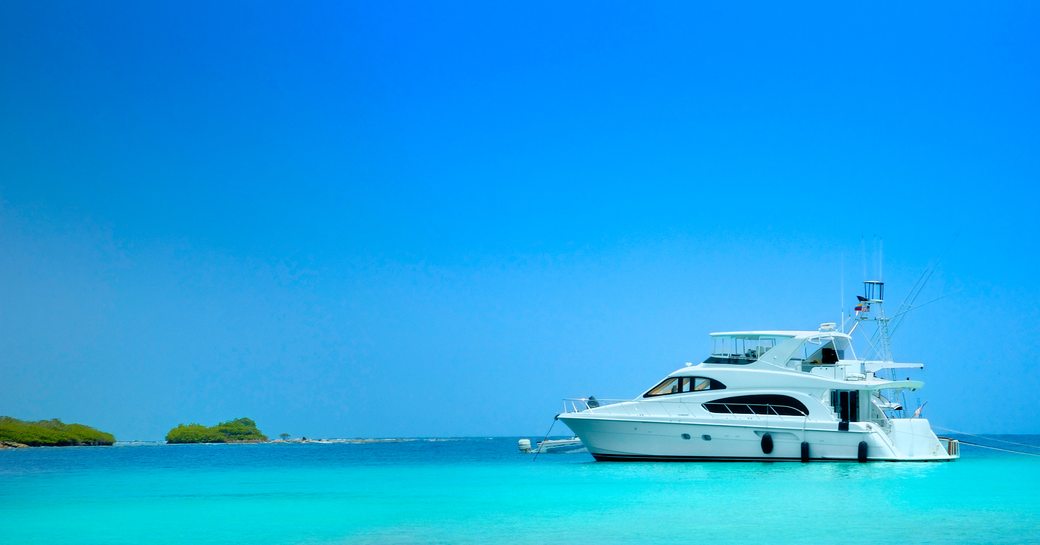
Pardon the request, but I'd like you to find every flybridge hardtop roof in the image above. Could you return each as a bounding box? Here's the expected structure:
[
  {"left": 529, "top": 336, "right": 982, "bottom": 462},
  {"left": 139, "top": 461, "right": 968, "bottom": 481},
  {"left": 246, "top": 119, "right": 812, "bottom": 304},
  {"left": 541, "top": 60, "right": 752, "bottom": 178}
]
[
  {"left": 706, "top": 329, "right": 860, "bottom": 369},
  {"left": 710, "top": 330, "right": 853, "bottom": 339}
]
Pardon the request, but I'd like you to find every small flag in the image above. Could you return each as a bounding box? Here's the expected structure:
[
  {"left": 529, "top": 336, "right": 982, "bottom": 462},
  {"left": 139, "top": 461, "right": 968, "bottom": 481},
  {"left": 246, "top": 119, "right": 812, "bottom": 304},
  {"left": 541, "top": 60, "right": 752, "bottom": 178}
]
[{"left": 912, "top": 402, "right": 928, "bottom": 418}]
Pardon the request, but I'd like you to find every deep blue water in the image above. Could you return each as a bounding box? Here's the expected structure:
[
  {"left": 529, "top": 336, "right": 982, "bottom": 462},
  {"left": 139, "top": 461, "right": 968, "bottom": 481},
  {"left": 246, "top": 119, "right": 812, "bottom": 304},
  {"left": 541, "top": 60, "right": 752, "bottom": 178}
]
[{"left": 2, "top": 436, "right": 1039, "bottom": 544}]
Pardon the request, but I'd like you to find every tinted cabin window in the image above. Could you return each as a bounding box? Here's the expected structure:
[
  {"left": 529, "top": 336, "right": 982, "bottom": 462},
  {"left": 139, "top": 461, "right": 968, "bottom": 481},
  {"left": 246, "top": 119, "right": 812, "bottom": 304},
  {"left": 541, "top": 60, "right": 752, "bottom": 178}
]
[
  {"left": 680, "top": 377, "right": 726, "bottom": 392},
  {"left": 703, "top": 395, "right": 808, "bottom": 416},
  {"left": 646, "top": 377, "right": 726, "bottom": 397},
  {"left": 645, "top": 378, "right": 681, "bottom": 397}
]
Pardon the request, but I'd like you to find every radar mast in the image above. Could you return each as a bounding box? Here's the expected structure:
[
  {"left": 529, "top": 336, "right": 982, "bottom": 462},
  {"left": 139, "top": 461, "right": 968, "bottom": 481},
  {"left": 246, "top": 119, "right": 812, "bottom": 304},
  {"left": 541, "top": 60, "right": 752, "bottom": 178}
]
[{"left": 849, "top": 280, "right": 906, "bottom": 417}]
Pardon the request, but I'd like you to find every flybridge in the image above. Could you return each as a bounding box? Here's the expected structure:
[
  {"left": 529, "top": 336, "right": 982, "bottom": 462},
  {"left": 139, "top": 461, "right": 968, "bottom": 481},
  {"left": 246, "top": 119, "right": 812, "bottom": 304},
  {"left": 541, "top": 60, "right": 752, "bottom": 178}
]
[
  {"left": 705, "top": 279, "right": 926, "bottom": 382},
  {"left": 706, "top": 333, "right": 790, "bottom": 364},
  {"left": 705, "top": 328, "right": 922, "bottom": 384},
  {"left": 706, "top": 330, "right": 856, "bottom": 370}
]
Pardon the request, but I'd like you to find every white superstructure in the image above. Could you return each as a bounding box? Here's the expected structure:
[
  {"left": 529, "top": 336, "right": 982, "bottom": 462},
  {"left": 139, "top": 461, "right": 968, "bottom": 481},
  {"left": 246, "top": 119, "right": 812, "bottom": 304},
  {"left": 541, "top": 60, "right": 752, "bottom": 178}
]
[{"left": 558, "top": 282, "right": 959, "bottom": 462}]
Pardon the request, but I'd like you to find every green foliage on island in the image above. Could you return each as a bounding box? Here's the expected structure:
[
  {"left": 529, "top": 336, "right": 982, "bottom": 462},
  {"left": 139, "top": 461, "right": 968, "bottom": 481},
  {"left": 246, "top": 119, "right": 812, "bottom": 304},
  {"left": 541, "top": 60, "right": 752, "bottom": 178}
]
[
  {"left": 0, "top": 416, "right": 116, "bottom": 446},
  {"left": 165, "top": 417, "right": 267, "bottom": 444}
]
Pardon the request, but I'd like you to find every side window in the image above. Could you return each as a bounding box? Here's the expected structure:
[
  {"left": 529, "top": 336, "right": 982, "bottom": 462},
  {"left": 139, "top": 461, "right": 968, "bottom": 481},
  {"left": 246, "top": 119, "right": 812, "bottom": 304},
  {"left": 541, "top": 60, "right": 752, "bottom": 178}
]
[
  {"left": 647, "top": 377, "right": 728, "bottom": 397},
  {"left": 703, "top": 395, "right": 808, "bottom": 416},
  {"left": 679, "top": 377, "right": 727, "bottom": 393},
  {"left": 645, "top": 378, "right": 681, "bottom": 397}
]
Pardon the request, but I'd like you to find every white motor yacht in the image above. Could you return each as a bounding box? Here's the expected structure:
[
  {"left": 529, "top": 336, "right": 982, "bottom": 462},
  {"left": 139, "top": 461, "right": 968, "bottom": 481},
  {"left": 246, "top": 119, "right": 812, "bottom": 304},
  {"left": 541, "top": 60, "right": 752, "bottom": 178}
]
[{"left": 558, "top": 281, "right": 959, "bottom": 462}]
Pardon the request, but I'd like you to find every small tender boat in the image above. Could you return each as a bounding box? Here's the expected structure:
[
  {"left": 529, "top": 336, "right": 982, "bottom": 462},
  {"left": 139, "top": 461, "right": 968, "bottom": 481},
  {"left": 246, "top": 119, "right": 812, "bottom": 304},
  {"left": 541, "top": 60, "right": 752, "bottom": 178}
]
[
  {"left": 557, "top": 280, "right": 960, "bottom": 462},
  {"left": 518, "top": 437, "right": 587, "bottom": 454}
]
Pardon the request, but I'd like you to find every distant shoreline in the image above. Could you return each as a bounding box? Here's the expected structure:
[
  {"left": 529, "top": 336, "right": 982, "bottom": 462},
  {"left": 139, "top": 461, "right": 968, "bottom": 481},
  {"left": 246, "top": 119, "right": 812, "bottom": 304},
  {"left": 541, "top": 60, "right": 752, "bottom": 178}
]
[
  {"left": 165, "top": 418, "right": 267, "bottom": 444},
  {"left": 0, "top": 417, "right": 115, "bottom": 448},
  {"left": 99, "top": 437, "right": 484, "bottom": 446}
]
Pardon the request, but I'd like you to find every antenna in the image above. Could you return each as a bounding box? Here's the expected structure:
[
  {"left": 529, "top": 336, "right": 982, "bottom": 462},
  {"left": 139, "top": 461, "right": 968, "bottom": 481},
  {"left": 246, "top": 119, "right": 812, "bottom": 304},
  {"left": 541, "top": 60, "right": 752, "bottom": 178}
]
[
  {"left": 860, "top": 238, "right": 867, "bottom": 279},
  {"left": 840, "top": 256, "right": 845, "bottom": 333},
  {"left": 871, "top": 237, "right": 880, "bottom": 280},
  {"left": 879, "top": 240, "right": 884, "bottom": 281}
]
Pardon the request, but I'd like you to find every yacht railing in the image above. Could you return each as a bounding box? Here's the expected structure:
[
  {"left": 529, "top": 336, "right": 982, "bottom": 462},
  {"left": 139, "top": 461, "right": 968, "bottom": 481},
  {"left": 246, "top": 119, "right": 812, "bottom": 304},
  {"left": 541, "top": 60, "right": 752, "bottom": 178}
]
[
  {"left": 938, "top": 436, "right": 961, "bottom": 457},
  {"left": 561, "top": 398, "right": 808, "bottom": 418},
  {"left": 561, "top": 398, "right": 628, "bottom": 413}
]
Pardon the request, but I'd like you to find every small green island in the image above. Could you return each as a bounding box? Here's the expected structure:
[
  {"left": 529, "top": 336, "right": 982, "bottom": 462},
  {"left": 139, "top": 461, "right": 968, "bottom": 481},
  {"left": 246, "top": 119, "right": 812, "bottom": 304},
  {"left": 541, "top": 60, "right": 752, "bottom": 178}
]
[
  {"left": 165, "top": 417, "right": 268, "bottom": 444},
  {"left": 0, "top": 416, "right": 116, "bottom": 447}
]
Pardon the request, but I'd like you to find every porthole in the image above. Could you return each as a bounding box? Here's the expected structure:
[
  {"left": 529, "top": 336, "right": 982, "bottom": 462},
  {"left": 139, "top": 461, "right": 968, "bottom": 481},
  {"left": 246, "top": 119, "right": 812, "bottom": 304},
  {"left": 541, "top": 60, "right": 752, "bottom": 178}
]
[
  {"left": 702, "top": 434, "right": 712, "bottom": 441},
  {"left": 681, "top": 433, "right": 691, "bottom": 440}
]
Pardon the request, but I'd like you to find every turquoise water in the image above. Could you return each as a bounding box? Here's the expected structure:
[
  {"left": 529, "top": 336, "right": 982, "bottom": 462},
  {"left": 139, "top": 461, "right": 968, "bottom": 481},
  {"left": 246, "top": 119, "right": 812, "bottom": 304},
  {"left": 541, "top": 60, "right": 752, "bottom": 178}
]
[{"left": 2, "top": 437, "right": 1039, "bottom": 544}]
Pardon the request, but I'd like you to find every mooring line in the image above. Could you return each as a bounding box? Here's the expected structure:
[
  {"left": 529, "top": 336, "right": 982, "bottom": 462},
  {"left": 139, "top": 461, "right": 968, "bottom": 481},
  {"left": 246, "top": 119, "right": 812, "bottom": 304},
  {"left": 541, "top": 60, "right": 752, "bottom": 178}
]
[
  {"left": 933, "top": 426, "right": 1040, "bottom": 451},
  {"left": 958, "top": 441, "right": 1040, "bottom": 458},
  {"left": 531, "top": 417, "right": 557, "bottom": 462}
]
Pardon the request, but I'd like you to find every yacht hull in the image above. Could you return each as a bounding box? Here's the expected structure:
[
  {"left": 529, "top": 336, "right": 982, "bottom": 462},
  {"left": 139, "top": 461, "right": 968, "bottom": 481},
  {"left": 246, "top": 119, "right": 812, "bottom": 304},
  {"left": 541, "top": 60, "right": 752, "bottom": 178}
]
[{"left": 559, "top": 414, "right": 955, "bottom": 462}]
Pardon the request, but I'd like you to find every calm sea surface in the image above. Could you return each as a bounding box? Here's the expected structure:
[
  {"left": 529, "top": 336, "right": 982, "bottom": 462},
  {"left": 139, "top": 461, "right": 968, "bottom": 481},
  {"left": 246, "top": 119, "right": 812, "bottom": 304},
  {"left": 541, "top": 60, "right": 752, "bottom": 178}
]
[{"left": 2, "top": 436, "right": 1038, "bottom": 544}]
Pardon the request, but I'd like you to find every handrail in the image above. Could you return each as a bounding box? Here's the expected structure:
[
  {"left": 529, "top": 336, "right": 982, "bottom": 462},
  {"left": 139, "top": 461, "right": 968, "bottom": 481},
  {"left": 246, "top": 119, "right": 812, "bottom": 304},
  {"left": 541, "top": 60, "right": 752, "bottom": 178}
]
[
  {"left": 561, "top": 398, "right": 808, "bottom": 418},
  {"left": 561, "top": 397, "right": 632, "bottom": 411},
  {"left": 561, "top": 398, "right": 629, "bottom": 413}
]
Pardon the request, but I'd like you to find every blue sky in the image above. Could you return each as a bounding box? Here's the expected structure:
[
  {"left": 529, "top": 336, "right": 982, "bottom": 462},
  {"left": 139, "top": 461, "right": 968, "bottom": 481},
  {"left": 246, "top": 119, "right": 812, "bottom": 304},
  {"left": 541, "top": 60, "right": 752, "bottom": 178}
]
[{"left": 1, "top": 1, "right": 1038, "bottom": 438}]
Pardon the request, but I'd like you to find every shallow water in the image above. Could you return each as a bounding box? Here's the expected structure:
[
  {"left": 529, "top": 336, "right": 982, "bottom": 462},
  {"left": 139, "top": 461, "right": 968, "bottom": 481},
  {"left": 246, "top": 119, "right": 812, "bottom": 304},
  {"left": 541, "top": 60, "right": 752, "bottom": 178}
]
[{"left": 2, "top": 436, "right": 1038, "bottom": 544}]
